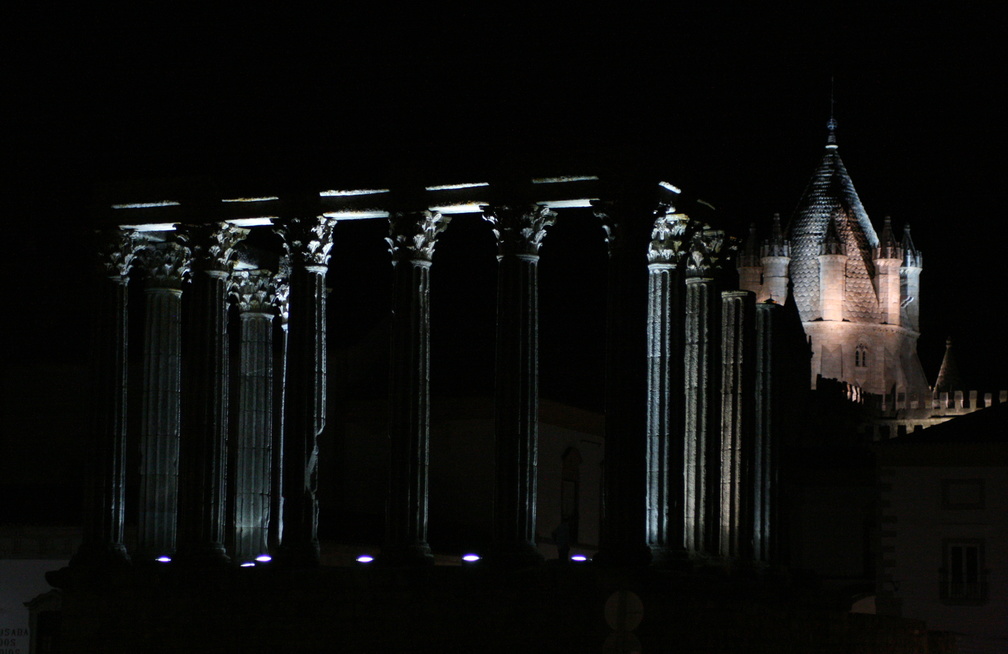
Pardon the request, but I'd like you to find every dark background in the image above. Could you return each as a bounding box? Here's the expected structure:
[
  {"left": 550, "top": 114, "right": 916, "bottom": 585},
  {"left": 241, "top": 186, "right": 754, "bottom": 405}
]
[{"left": 5, "top": 4, "right": 1006, "bottom": 409}]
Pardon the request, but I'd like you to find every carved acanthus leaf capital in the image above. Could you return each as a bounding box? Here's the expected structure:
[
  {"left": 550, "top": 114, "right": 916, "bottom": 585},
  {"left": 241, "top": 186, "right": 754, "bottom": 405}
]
[
  {"left": 386, "top": 211, "right": 451, "bottom": 263},
  {"left": 96, "top": 229, "right": 144, "bottom": 281},
  {"left": 686, "top": 226, "right": 734, "bottom": 278},
  {"left": 177, "top": 222, "right": 249, "bottom": 273},
  {"left": 273, "top": 257, "right": 291, "bottom": 323},
  {"left": 278, "top": 216, "right": 338, "bottom": 268},
  {"left": 648, "top": 211, "right": 693, "bottom": 265},
  {"left": 592, "top": 203, "right": 619, "bottom": 258},
  {"left": 230, "top": 269, "right": 278, "bottom": 315},
  {"left": 482, "top": 204, "right": 556, "bottom": 259},
  {"left": 138, "top": 239, "right": 191, "bottom": 289}
]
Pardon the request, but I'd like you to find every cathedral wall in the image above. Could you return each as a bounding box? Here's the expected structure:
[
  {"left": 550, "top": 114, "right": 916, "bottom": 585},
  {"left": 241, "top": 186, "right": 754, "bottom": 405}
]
[{"left": 804, "top": 322, "right": 926, "bottom": 395}]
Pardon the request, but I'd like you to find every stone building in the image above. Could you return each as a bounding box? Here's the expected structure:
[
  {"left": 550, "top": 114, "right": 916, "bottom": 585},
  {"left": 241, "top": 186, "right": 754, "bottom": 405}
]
[{"left": 739, "top": 118, "right": 930, "bottom": 397}]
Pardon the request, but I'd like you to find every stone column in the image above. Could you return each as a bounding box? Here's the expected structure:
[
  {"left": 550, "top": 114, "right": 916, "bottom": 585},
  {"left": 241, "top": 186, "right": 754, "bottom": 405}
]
[
  {"left": 137, "top": 238, "right": 189, "bottom": 560},
  {"left": 683, "top": 228, "right": 727, "bottom": 554},
  {"left": 753, "top": 302, "right": 778, "bottom": 563},
  {"left": 593, "top": 194, "right": 653, "bottom": 566},
  {"left": 718, "top": 290, "right": 756, "bottom": 559},
  {"left": 174, "top": 223, "right": 247, "bottom": 565},
  {"left": 269, "top": 265, "right": 290, "bottom": 551},
  {"left": 382, "top": 210, "right": 450, "bottom": 566},
  {"left": 277, "top": 216, "right": 337, "bottom": 567},
  {"left": 644, "top": 211, "right": 691, "bottom": 564},
  {"left": 232, "top": 269, "right": 278, "bottom": 563},
  {"left": 483, "top": 204, "right": 555, "bottom": 565},
  {"left": 72, "top": 229, "right": 142, "bottom": 566}
]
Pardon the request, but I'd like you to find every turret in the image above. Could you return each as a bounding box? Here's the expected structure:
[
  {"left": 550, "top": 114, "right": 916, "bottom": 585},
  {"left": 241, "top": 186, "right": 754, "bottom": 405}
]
[
  {"left": 818, "top": 213, "right": 846, "bottom": 321},
  {"left": 873, "top": 216, "right": 902, "bottom": 326},
  {"left": 933, "top": 337, "right": 963, "bottom": 396},
  {"left": 760, "top": 212, "right": 790, "bottom": 304},
  {"left": 899, "top": 223, "right": 923, "bottom": 332},
  {"left": 737, "top": 222, "right": 763, "bottom": 297}
]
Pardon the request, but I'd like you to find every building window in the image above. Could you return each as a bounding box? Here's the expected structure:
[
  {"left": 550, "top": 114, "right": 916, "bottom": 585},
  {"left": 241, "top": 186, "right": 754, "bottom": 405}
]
[
  {"left": 942, "top": 479, "right": 985, "bottom": 510},
  {"left": 940, "top": 539, "right": 987, "bottom": 604},
  {"left": 855, "top": 344, "right": 868, "bottom": 368}
]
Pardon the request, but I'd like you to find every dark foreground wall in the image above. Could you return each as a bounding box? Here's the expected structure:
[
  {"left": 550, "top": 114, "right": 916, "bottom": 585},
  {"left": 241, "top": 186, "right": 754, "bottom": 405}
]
[{"left": 47, "top": 564, "right": 944, "bottom": 653}]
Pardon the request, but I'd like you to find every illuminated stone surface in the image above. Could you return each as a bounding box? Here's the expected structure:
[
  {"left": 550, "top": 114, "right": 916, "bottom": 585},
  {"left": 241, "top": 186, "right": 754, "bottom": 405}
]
[
  {"left": 644, "top": 210, "right": 691, "bottom": 562},
  {"left": 72, "top": 229, "right": 143, "bottom": 566},
  {"left": 276, "top": 214, "right": 337, "bottom": 566},
  {"left": 136, "top": 238, "right": 189, "bottom": 560},
  {"left": 483, "top": 204, "right": 555, "bottom": 565},
  {"left": 176, "top": 222, "right": 247, "bottom": 565},
  {"left": 382, "top": 210, "right": 450, "bottom": 566},
  {"left": 232, "top": 269, "right": 279, "bottom": 563}
]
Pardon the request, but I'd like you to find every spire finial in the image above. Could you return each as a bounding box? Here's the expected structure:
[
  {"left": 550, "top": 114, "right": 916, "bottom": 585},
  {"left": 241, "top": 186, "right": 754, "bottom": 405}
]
[{"left": 826, "top": 77, "right": 838, "bottom": 148}]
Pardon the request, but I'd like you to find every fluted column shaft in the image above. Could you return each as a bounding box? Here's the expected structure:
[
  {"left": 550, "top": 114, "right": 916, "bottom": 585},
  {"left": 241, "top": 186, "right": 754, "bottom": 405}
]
[
  {"left": 278, "top": 215, "right": 336, "bottom": 566},
  {"left": 138, "top": 241, "right": 188, "bottom": 560},
  {"left": 493, "top": 253, "right": 541, "bottom": 557},
  {"left": 683, "top": 228, "right": 728, "bottom": 555},
  {"left": 683, "top": 276, "right": 719, "bottom": 553},
  {"left": 74, "top": 231, "right": 140, "bottom": 566},
  {"left": 753, "top": 302, "right": 779, "bottom": 563},
  {"left": 233, "top": 292, "right": 274, "bottom": 563},
  {"left": 281, "top": 264, "right": 328, "bottom": 565},
  {"left": 269, "top": 277, "right": 290, "bottom": 551},
  {"left": 644, "top": 212, "right": 690, "bottom": 563},
  {"left": 383, "top": 211, "right": 449, "bottom": 566},
  {"left": 718, "top": 291, "right": 756, "bottom": 559},
  {"left": 483, "top": 204, "right": 554, "bottom": 565},
  {"left": 593, "top": 197, "right": 652, "bottom": 566},
  {"left": 176, "top": 224, "right": 245, "bottom": 564},
  {"left": 386, "top": 258, "right": 434, "bottom": 563}
]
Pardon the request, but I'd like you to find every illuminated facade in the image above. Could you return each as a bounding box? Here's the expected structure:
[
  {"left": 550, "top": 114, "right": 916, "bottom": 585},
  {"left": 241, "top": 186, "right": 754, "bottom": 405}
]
[{"left": 739, "top": 119, "right": 930, "bottom": 396}]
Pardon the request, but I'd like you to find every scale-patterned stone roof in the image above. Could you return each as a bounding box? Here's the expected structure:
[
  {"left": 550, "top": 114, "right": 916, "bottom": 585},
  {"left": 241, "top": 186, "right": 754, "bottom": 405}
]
[{"left": 789, "top": 138, "right": 880, "bottom": 322}]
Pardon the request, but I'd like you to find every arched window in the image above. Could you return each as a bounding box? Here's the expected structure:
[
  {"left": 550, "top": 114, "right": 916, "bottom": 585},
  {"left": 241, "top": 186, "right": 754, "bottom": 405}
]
[{"left": 855, "top": 344, "right": 868, "bottom": 368}]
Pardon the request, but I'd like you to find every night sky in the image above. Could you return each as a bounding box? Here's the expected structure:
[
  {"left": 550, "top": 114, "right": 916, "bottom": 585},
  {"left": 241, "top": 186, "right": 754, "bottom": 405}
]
[{"left": 6, "top": 4, "right": 1006, "bottom": 394}]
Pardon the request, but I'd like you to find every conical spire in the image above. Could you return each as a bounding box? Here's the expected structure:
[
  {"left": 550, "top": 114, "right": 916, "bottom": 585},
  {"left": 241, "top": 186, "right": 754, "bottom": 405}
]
[
  {"left": 738, "top": 222, "right": 759, "bottom": 267},
  {"left": 875, "top": 215, "right": 901, "bottom": 260},
  {"left": 762, "top": 212, "right": 790, "bottom": 257},
  {"left": 826, "top": 80, "right": 838, "bottom": 149},
  {"left": 820, "top": 212, "right": 845, "bottom": 255},
  {"left": 934, "top": 337, "right": 964, "bottom": 395},
  {"left": 901, "top": 223, "right": 922, "bottom": 268}
]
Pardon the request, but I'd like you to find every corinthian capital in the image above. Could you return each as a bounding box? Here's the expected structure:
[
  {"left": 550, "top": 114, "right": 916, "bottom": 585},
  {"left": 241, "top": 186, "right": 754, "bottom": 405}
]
[
  {"left": 387, "top": 210, "right": 451, "bottom": 263},
  {"left": 686, "top": 227, "right": 734, "bottom": 278},
  {"left": 648, "top": 211, "right": 693, "bottom": 265},
  {"left": 96, "top": 229, "right": 144, "bottom": 281},
  {"left": 273, "top": 257, "right": 291, "bottom": 323},
  {"left": 277, "top": 216, "right": 338, "bottom": 268},
  {"left": 482, "top": 204, "right": 556, "bottom": 259},
  {"left": 138, "top": 239, "right": 191, "bottom": 289},
  {"left": 178, "top": 222, "right": 249, "bottom": 273},
  {"left": 231, "top": 269, "right": 279, "bottom": 315}
]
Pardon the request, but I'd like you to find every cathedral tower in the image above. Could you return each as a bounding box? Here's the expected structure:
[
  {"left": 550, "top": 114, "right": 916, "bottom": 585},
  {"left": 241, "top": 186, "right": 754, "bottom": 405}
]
[{"left": 743, "top": 117, "right": 930, "bottom": 396}]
